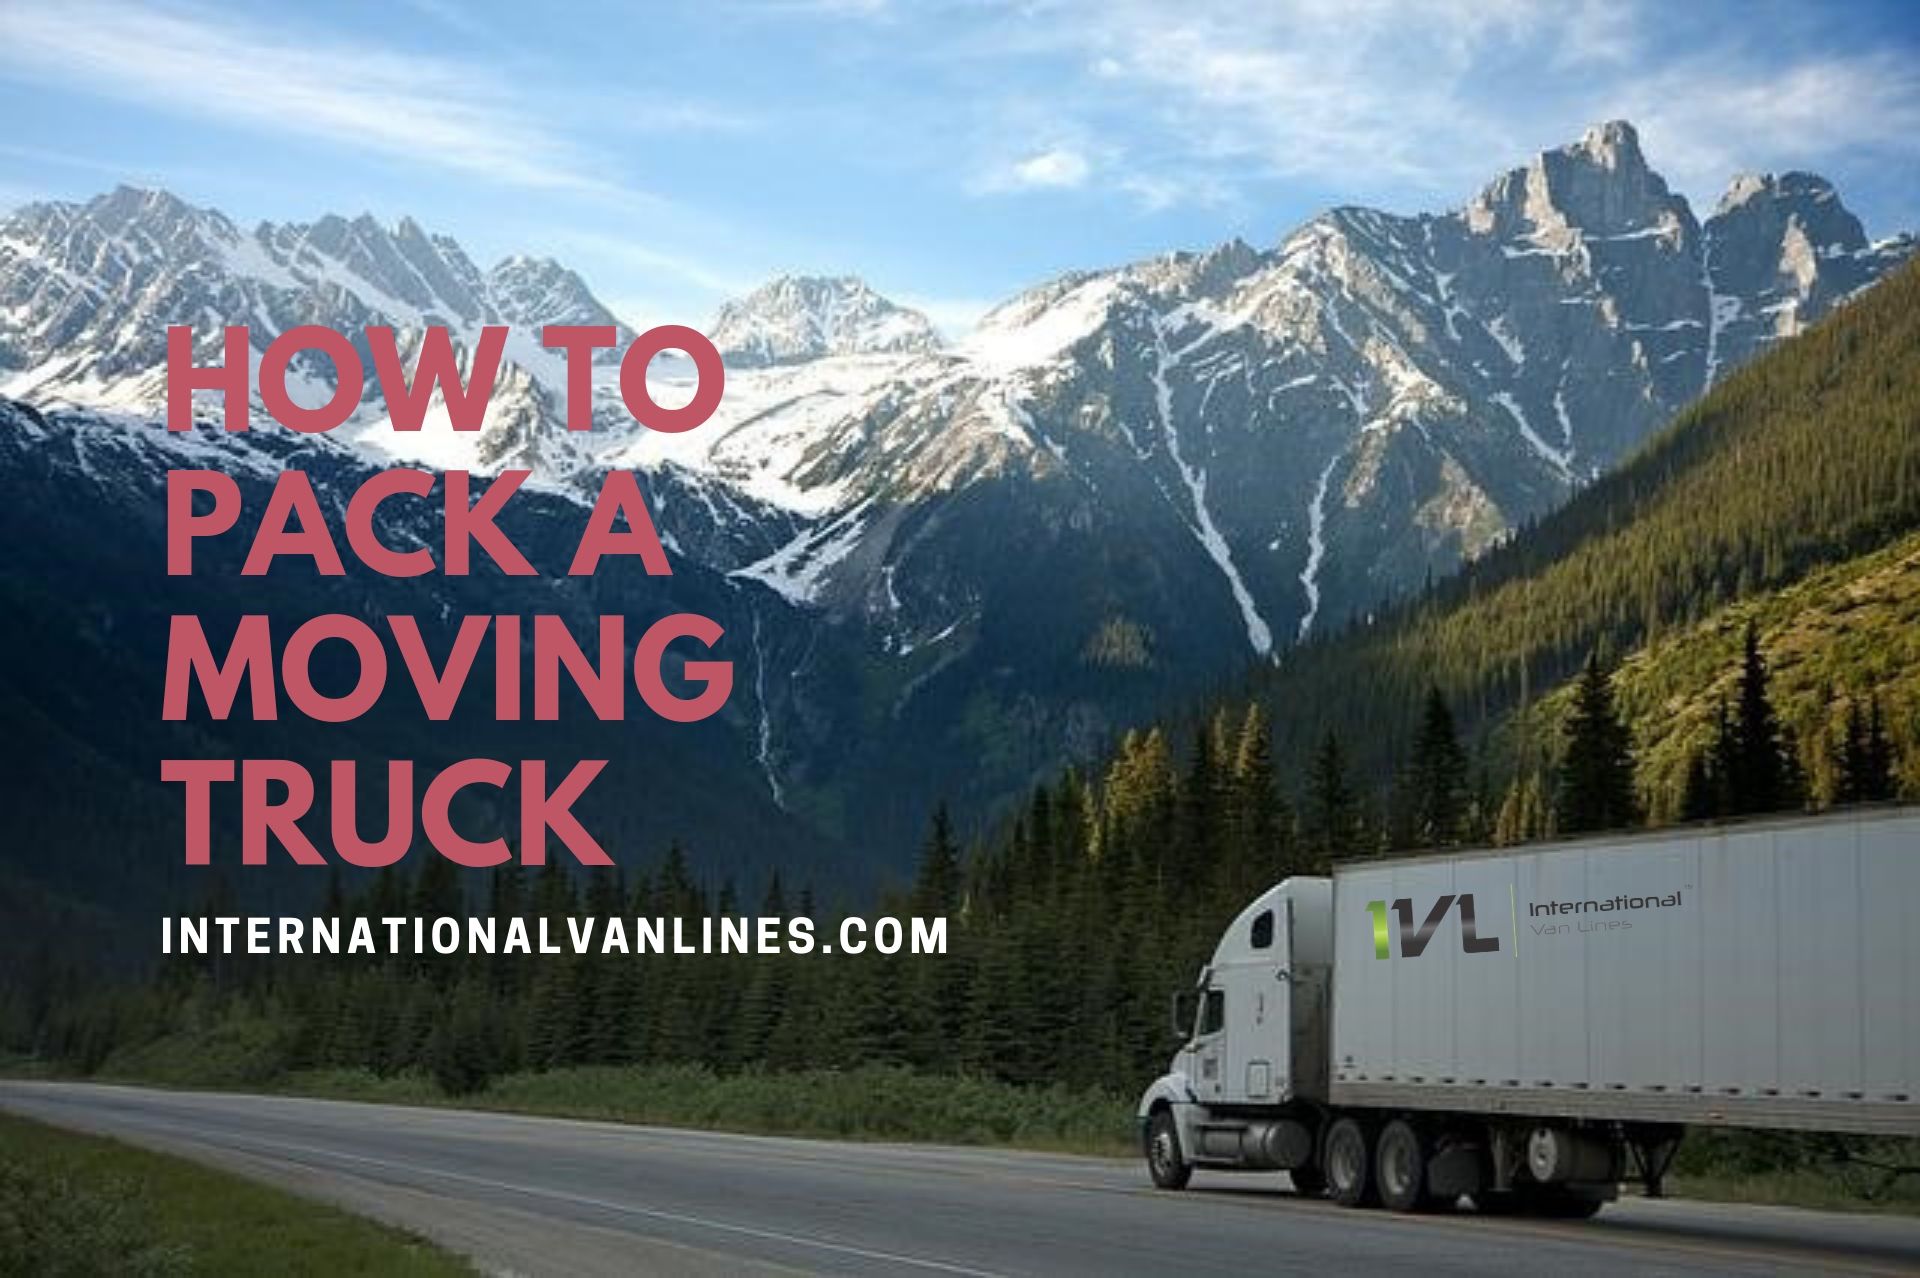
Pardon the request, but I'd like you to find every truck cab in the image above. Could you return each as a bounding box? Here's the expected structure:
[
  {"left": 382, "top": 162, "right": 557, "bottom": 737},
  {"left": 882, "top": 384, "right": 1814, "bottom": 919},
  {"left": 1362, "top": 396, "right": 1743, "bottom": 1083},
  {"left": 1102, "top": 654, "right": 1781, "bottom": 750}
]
[
  {"left": 1138, "top": 878, "right": 1332, "bottom": 1191},
  {"left": 1138, "top": 872, "right": 1625, "bottom": 1213}
]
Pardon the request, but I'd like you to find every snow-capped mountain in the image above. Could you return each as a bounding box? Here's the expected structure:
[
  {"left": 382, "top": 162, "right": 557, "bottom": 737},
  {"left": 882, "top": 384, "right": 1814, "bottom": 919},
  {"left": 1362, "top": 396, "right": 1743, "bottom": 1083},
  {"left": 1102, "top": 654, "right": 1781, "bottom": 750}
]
[
  {"left": 661, "top": 122, "right": 1912, "bottom": 655},
  {"left": 1, "top": 122, "right": 1912, "bottom": 867},
  {"left": 709, "top": 274, "right": 941, "bottom": 366},
  {"left": 0, "top": 186, "right": 638, "bottom": 485}
]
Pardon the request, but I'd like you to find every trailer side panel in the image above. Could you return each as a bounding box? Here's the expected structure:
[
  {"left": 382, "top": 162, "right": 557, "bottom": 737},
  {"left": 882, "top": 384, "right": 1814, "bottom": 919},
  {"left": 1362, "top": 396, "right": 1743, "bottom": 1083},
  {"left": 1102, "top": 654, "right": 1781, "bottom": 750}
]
[{"left": 1328, "top": 808, "right": 1920, "bottom": 1136}]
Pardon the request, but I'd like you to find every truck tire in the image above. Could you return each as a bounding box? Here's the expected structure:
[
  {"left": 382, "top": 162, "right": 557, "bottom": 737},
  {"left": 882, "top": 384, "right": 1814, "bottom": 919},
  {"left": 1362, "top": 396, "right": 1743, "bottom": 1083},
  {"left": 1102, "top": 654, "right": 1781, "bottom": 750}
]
[
  {"left": 1374, "top": 1119, "right": 1432, "bottom": 1213},
  {"left": 1324, "top": 1116, "right": 1377, "bottom": 1207},
  {"left": 1145, "top": 1108, "right": 1192, "bottom": 1190}
]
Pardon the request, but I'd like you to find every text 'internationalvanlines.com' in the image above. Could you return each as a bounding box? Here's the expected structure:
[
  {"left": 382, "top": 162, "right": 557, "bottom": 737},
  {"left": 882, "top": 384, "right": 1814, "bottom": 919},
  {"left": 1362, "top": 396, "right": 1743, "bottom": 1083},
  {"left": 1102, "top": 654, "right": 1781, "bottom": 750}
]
[{"left": 162, "top": 915, "right": 950, "bottom": 957}]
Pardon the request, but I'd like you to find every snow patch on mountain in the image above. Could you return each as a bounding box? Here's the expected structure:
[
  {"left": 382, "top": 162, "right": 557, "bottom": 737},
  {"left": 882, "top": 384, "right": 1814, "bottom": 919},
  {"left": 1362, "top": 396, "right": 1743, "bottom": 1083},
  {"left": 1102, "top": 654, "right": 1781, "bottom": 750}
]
[
  {"left": 1493, "top": 391, "right": 1572, "bottom": 477},
  {"left": 1151, "top": 320, "right": 1274, "bottom": 658},
  {"left": 711, "top": 275, "right": 940, "bottom": 367},
  {"left": 1297, "top": 453, "right": 1340, "bottom": 641},
  {"left": 730, "top": 499, "right": 873, "bottom": 605},
  {"left": 961, "top": 275, "right": 1119, "bottom": 374}
]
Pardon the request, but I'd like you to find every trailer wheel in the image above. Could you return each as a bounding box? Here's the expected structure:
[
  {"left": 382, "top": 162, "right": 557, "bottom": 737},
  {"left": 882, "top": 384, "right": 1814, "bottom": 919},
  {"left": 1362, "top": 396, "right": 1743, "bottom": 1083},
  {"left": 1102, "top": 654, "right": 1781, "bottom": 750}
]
[
  {"left": 1324, "top": 1117, "right": 1377, "bottom": 1207},
  {"left": 1144, "top": 1108, "right": 1191, "bottom": 1190},
  {"left": 1374, "top": 1119, "right": 1432, "bottom": 1212}
]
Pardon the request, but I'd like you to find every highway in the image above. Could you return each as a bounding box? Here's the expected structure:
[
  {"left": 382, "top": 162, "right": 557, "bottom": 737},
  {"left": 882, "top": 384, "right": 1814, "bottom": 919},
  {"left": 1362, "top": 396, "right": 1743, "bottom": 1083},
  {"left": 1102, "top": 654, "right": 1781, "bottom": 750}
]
[{"left": 3, "top": 1082, "right": 1917, "bottom": 1276}]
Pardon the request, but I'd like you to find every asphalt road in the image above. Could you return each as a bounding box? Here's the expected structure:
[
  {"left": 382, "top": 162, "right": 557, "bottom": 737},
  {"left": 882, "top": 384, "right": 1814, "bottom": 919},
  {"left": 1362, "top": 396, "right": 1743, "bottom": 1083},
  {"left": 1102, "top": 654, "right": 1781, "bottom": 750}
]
[{"left": 3, "top": 1082, "right": 1917, "bottom": 1277}]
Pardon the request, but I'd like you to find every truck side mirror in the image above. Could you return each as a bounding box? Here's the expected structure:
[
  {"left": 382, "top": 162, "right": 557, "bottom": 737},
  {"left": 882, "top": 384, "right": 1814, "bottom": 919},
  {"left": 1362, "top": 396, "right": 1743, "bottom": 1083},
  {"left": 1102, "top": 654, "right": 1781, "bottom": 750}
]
[{"left": 1169, "top": 989, "right": 1198, "bottom": 1041}]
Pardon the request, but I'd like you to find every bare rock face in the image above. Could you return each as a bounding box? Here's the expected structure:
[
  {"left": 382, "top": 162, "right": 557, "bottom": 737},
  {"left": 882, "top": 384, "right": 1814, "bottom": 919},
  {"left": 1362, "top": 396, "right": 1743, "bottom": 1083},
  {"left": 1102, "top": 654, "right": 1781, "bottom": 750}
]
[{"left": 1705, "top": 171, "right": 1913, "bottom": 372}]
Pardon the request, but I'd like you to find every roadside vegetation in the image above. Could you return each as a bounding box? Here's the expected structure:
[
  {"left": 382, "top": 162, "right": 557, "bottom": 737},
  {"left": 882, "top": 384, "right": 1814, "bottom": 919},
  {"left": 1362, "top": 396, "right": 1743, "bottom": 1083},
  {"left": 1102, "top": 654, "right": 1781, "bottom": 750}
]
[
  {"left": 1670, "top": 1131, "right": 1920, "bottom": 1214},
  {"left": 284, "top": 1062, "right": 1137, "bottom": 1155},
  {"left": 0, "top": 1111, "right": 472, "bottom": 1276}
]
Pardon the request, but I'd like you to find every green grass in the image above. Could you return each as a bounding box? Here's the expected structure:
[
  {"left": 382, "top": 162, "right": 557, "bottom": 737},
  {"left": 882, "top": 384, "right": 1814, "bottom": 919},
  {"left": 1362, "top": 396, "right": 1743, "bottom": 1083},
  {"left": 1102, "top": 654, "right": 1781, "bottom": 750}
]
[
  {"left": 0, "top": 1112, "right": 474, "bottom": 1277},
  {"left": 281, "top": 1062, "right": 1140, "bottom": 1157},
  {"left": 1664, "top": 1130, "right": 1920, "bottom": 1215},
  {"left": 1665, "top": 1170, "right": 1920, "bottom": 1215}
]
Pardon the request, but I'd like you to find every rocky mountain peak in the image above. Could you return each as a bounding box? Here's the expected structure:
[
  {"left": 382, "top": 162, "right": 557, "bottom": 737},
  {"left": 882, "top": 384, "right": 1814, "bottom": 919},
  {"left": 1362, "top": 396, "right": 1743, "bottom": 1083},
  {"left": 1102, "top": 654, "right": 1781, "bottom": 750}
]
[
  {"left": 90, "top": 184, "right": 214, "bottom": 232},
  {"left": 1712, "top": 171, "right": 1868, "bottom": 254},
  {"left": 486, "top": 255, "right": 626, "bottom": 334},
  {"left": 1574, "top": 119, "right": 1647, "bottom": 171},
  {"left": 710, "top": 274, "right": 941, "bottom": 366},
  {"left": 1702, "top": 169, "right": 1885, "bottom": 362},
  {"left": 1467, "top": 118, "right": 1690, "bottom": 245}
]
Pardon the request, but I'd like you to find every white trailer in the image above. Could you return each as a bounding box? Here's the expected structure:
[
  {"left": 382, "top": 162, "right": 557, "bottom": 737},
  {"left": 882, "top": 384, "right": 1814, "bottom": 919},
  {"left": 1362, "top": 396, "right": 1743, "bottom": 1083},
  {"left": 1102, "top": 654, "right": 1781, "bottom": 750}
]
[{"left": 1137, "top": 805, "right": 1920, "bottom": 1215}]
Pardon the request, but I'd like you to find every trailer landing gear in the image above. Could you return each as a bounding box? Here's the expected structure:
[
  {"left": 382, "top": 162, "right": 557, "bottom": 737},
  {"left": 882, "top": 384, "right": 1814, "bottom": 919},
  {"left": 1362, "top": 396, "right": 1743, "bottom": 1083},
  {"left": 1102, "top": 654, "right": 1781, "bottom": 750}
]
[{"left": 1625, "top": 1124, "right": 1684, "bottom": 1199}]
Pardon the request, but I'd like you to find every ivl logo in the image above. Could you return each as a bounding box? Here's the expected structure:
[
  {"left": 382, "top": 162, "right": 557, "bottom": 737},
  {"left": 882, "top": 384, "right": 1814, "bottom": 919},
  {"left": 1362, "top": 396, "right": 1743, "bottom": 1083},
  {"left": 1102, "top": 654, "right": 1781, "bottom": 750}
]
[{"left": 1367, "top": 895, "right": 1501, "bottom": 959}]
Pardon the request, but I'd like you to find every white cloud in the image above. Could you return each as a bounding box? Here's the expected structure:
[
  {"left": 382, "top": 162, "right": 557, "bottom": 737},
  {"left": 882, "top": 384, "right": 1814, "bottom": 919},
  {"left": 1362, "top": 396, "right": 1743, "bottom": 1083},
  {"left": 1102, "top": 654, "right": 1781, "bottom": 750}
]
[
  {"left": 1012, "top": 148, "right": 1092, "bottom": 189},
  {"left": 1070, "top": 0, "right": 1561, "bottom": 196},
  {"left": 973, "top": 146, "right": 1093, "bottom": 195},
  {"left": 0, "top": 0, "right": 635, "bottom": 197},
  {"left": 1602, "top": 51, "right": 1920, "bottom": 210},
  {"left": 926, "top": 0, "right": 1920, "bottom": 222}
]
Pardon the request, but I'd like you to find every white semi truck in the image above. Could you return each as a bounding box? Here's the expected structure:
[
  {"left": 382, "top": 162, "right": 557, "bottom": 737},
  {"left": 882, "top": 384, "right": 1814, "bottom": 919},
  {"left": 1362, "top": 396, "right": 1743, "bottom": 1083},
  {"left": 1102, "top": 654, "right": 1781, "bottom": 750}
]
[{"left": 1138, "top": 805, "right": 1920, "bottom": 1215}]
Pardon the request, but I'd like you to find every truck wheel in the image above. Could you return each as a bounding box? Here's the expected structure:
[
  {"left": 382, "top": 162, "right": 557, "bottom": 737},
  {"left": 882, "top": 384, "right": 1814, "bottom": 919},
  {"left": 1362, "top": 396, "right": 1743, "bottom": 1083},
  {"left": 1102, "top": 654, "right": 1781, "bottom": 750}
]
[
  {"left": 1145, "top": 1108, "right": 1192, "bottom": 1190},
  {"left": 1324, "top": 1117, "right": 1377, "bottom": 1207},
  {"left": 1374, "top": 1119, "right": 1432, "bottom": 1212},
  {"left": 1289, "top": 1164, "right": 1327, "bottom": 1198}
]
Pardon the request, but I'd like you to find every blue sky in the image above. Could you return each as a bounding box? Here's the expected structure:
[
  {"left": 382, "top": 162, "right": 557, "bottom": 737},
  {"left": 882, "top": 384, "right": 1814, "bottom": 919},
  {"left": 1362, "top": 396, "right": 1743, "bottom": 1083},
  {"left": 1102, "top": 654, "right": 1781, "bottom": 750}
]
[{"left": 2, "top": 0, "right": 1917, "bottom": 332}]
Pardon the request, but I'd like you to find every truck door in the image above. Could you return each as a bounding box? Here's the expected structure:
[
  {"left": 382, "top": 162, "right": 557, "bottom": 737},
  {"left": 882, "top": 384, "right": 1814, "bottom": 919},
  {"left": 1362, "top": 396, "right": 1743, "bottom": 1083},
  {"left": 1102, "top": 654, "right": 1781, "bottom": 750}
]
[
  {"left": 1220, "top": 906, "right": 1289, "bottom": 1102},
  {"left": 1192, "top": 986, "right": 1227, "bottom": 1100}
]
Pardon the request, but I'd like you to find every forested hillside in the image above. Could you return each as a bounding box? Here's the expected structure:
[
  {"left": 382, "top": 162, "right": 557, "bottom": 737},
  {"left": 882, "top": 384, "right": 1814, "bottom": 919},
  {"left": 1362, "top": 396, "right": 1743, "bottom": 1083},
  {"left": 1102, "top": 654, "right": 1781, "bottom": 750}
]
[
  {"left": 1254, "top": 255, "right": 1920, "bottom": 789},
  {"left": 1517, "top": 530, "right": 1920, "bottom": 818}
]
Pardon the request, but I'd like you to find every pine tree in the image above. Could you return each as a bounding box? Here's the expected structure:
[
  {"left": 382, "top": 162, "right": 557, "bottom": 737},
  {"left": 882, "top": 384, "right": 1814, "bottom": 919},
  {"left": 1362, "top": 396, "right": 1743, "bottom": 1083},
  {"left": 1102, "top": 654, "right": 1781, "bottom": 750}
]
[
  {"left": 1710, "top": 697, "right": 1739, "bottom": 816},
  {"left": 1554, "top": 652, "right": 1641, "bottom": 834},
  {"left": 1862, "top": 694, "right": 1897, "bottom": 802},
  {"left": 1836, "top": 699, "right": 1871, "bottom": 805},
  {"left": 1302, "top": 731, "right": 1357, "bottom": 870},
  {"left": 428, "top": 980, "right": 497, "bottom": 1096},
  {"left": 1678, "top": 746, "right": 1718, "bottom": 822},
  {"left": 1727, "top": 624, "right": 1805, "bottom": 815},
  {"left": 913, "top": 803, "right": 962, "bottom": 917},
  {"left": 1406, "top": 685, "right": 1470, "bottom": 847},
  {"left": 1494, "top": 772, "right": 1550, "bottom": 845},
  {"left": 1179, "top": 715, "right": 1230, "bottom": 890},
  {"left": 1230, "top": 703, "right": 1288, "bottom": 888}
]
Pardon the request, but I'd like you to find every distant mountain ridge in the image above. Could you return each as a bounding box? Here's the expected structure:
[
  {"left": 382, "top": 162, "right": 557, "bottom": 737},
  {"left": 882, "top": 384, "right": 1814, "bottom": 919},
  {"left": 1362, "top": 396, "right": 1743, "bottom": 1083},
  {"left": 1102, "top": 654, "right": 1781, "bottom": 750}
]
[
  {"left": 709, "top": 274, "right": 942, "bottom": 366},
  {"left": 0, "top": 121, "right": 1912, "bottom": 874}
]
